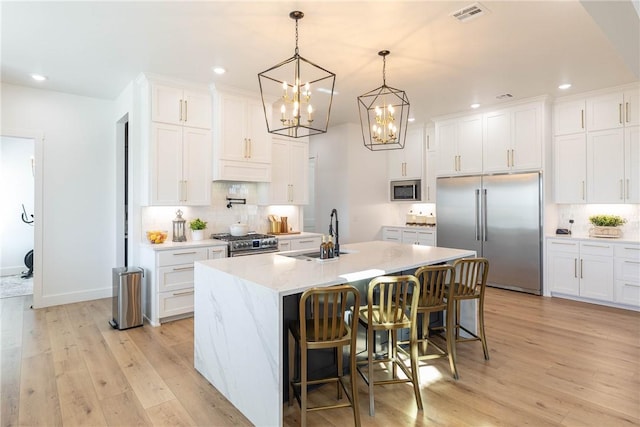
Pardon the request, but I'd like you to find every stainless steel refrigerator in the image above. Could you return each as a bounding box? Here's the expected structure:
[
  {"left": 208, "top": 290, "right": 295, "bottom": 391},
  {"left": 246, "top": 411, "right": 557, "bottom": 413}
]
[{"left": 436, "top": 172, "right": 542, "bottom": 295}]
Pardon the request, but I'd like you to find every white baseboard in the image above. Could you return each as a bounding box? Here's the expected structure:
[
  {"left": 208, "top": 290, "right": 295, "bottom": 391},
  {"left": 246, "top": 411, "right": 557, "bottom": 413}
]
[
  {"left": 1, "top": 266, "right": 26, "bottom": 277},
  {"left": 36, "top": 287, "right": 113, "bottom": 308}
]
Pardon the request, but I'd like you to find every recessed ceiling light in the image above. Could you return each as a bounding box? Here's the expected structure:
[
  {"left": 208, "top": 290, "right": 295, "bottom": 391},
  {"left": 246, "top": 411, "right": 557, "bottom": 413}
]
[
  {"left": 212, "top": 67, "right": 226, "bottom": 75},
  {"left": 558, "top": 83, "right": 572, "bottom": 90},
  {"left": 31, "top": 73, "right": 47, "bottom": 81},
  {"left": 408, "top": 117, "right": 416, "bottom": 122},
  {"left": 470, "top": 103, "right": 480, "bottom": 109}
]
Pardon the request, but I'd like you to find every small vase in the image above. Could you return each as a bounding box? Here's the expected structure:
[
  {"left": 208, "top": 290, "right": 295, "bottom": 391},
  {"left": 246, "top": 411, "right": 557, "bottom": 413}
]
[{"left": 191, "top": 229, "right": 204, "bottom": 241}]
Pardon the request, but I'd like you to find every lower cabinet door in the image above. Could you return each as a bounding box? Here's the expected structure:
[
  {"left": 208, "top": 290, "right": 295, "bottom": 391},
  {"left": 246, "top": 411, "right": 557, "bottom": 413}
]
[
  {"left": 547, "top": 251, "right": 579, "bottom": 296},
  {"left": 579, "top": 255, "right": 614, "bottom": 301},
  {"left": 159, "top": 288, "right": 194, "bottom": 318},
  {"left": 614, "top": 280, "right": 640, "bottom": 307}
]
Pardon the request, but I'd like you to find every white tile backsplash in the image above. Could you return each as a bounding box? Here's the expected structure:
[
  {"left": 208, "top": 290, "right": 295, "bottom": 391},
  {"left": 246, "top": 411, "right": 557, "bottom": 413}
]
[
  {"left": 140, "top": 182, "right": 301, "bottom": 241},
  {"left": 556, "top": 204, "right": 640, "bottom": 239}
]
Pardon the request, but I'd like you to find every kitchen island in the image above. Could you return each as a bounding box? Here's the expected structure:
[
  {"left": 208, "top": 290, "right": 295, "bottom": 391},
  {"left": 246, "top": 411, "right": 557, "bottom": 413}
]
[{"left": 194, "top": 240, "right": 476, "bottom": 426}]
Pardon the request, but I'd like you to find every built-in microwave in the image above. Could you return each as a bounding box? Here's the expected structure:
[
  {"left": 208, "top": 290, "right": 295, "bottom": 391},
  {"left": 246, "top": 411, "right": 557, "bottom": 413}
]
[{"left": 390, "top": 179, "right": 422, "bottom": 202}]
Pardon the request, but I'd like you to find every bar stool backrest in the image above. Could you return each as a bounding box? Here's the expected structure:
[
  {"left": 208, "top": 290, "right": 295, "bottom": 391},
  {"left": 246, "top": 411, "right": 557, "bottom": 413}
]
[
  {"left": 414, "top": 264, "right": 455, "bottom": 308},
  {"left": 453, "top": 258, "right": 489, "bottom": 298},
  {"left": 367, "top": 275, "right": 420, "bottom": 328}
]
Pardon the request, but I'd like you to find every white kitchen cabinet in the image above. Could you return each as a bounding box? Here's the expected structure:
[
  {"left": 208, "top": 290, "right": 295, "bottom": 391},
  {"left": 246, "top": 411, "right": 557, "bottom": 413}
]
[
  {"left": 614, "top": 244, "right": 640, "bottom": 307},
  {"left": 212, "top": 89, "right": 272, "bottom": 182},
  {"left": 151, "top": 83, "right": 212, "bottom": 129},
  {"left": 424, "top": 151, "right": 437, "bottom": 203},
  {"left": 138, "top": 75, "right": 212, "bottom": 206},
  {"left": 547, "top": 238, "right": 614, "bottom": 304},
  {"left": 553, "top": 133, "right": 586, "bottom": 203},
  {"left": 401, "top": 229, "right": 436, "bottom": 246},
  {"left": 435, "top": 115, "right": 482, "bottom": 176},
  {"left": 586, "top": 128, "right": 625, "bottom": 203},
  {"left": 624, "top": 126, "right": 640, "bottom": 203},
  {"left": 259, "top": 137, "right": 308, "bottom": 205},
  {"left": 388, "top": 126, "right": 424, "bottom": 180},
  {"left": 382, "top": 226, "right": 436, "bottom": 246},
  {"left": 483, "top": 103, "right": 542, "bottom": 173},
  {"left": 278, "top": 235, "right": 322, "bottom": 251},
  {"left": 586, "top": 90, "right": 640, "bottom": 131},
  {"left": 554, "top": 99, "right": 585, "bottom": 135},
  {"left": 141, "top": 243, "right": 228, "bottom": 326},
  {"left": 150, "top": 123, "right": 211, "bottom": 205},
  {"left": 382, "top": 227, "right": 401, "bottom": 242}
]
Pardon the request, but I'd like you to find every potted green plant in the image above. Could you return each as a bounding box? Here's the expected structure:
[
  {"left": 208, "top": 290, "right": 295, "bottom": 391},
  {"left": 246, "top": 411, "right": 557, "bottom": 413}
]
[
  {"left": 588, "top": 214, "right": 626, "bottom": 238},
  {"left": 189, "top": 218, "right": 208, "bottom": 241}
]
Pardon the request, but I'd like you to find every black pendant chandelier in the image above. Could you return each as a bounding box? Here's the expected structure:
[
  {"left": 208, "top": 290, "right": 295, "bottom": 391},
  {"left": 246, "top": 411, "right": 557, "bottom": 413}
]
[
  {"left": 358, "top": 50, "right": 410, "bottom": 151},
  {"left": 258, "top": 11, "right": 336, "bottom": 138}
]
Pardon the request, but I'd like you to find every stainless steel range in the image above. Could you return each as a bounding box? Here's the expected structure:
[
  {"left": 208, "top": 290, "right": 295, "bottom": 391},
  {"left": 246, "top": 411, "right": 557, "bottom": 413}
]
[{"left": 210, "top": 232, "right": 279, "bottom": 257}]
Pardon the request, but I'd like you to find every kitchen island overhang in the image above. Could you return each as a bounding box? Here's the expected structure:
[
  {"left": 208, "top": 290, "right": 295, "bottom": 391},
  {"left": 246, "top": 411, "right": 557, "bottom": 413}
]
[{"left": 194, "top": 241, "right": 476, "bottom": 426}]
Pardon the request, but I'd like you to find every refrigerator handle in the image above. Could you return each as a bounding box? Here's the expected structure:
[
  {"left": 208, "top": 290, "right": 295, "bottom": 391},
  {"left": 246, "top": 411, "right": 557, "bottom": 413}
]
[
  {"left": 475, "top": 189, "right": 480, "bottom": 241},
  {"left": 482, "top": 189, "right": 488, "bottom": 242}
]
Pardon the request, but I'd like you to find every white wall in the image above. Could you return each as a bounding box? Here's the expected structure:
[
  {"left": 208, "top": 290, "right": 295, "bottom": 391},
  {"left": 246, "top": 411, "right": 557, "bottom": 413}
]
[
  {"left": 1, "top": 83, "right": 116, "bottom": 307},
  {"left": 310, "top": 123, "right": 393, "bottom": 243},
  {"left": 0, "top": 136, "right": 34, "bottom": 276}
]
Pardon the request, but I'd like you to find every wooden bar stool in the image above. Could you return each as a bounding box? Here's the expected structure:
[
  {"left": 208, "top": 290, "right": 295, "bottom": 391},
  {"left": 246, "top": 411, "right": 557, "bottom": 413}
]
[
  {"left": 450, "top": 257, "right": 490, "bottom": 362},
  {"left": 356, "top": 275, "right": 422, "bottom": 416},
  {"left": 288, "top": 285, "right": 361, "bottom": 426}
]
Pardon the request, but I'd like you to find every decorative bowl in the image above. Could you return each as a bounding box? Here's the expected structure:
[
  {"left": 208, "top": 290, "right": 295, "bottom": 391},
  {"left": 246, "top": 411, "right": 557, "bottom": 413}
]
[{"left": 146, "top": 230, "right": 168, "bottom": 244}]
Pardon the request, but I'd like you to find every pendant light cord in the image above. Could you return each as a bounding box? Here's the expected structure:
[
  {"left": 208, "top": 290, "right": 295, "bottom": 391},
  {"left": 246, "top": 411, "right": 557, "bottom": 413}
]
[
  {"left": 382, "top": 54, "right": 386, "bottom": 85},
  {"left": 295, "top": 17, "right": 299, "bottom": 55}
]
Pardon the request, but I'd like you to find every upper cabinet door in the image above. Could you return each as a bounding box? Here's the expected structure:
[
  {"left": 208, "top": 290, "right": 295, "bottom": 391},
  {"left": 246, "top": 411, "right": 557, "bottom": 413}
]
[
  {"left": 625, "top": 126, "right": 640, "bottom": 203},
  {"left": 245, "top": 98, "right": 271, "bottom": 163},
  {"left": 152, "top": 84, "right": 183, "bottom": 126},
  {"left": 182, "top": 90, "right": 212, "bottom": 130},
  {"left": 435, "top": 119, "right": 459, "bottom": 176},
  {"left": 512, "top": 103, "right": 542, "bottom": 171},
  {"left": 182, "top": 127, "right": 212, "bottom": 206},
  {"left": 586, "top": 128, "right": 624, "bottom": 203},
  {"left": 219, "top": 94, "right": 247, "bottom": 161},
  {"left": 482, "top": 110, "right": 510, "bottom": 173},
  {"left": 554, "top": 99, "right": 585, "bottom": 135},
  {"left": 587, "top": 92, "right": 624, "bottom": 131},
  {"left": 554, "top": 133, "right": 586, "bottom": 203},
  {"left": 457, "top": 115, "right": 483, "bottom": 174},
  {"left": 150, "top": 123, "right": 183, "bottom": 205}
]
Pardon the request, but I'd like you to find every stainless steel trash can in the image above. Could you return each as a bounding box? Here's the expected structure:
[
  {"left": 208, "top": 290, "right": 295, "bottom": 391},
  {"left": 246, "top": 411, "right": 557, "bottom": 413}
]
[{"left": 109, "top": 266, "right": 144, "bottom": 330}]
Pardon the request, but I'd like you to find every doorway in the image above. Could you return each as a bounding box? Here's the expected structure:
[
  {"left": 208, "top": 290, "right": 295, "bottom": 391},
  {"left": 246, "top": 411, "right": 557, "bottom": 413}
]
[
  {"left": 115, "top": 115, "right": 129, "bottom": 267},
  {"left": 0, "top": 131, "right": 42, "bottom": 300}
]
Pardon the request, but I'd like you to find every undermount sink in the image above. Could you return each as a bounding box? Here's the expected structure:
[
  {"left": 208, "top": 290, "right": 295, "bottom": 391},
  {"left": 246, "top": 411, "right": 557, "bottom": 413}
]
[{"left": 282, "top": 249, "right": 354, "bottom": 261}]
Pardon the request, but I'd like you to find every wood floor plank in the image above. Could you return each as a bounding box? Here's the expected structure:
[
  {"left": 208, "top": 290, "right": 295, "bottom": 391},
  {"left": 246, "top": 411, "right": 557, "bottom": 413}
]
[
  {"left": 56, "top": 370, "right": 108, "bottom": 426},
  {"left": 99, "top": 390, "right": 152, "bottom": 427},
  {"left": 1, "top": 346, "right": 21, "bottom": 427},
  {"left": 100, "top": 327, "right": 176, "bottom": 409},
  {"left": 145, "top": 398, "right": 197, "bottom": 427},
  {"left": 18, "top": 352, "right": 63, "bottom": 426}
]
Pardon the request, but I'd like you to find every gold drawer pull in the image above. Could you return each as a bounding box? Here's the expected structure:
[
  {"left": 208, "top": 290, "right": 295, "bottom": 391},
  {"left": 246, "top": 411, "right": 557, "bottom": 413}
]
[
  {"left": 582, "top": 244, "right": 610, "bottom": 248},
  {"left": 172, "top": 290, "right": 194, "bottom": 296},
  {"left": 172, "top": 266, "right": 194, "bottom": 272},
  {"left": 173, "top": 251, "right": 197, "bottom": 256}
]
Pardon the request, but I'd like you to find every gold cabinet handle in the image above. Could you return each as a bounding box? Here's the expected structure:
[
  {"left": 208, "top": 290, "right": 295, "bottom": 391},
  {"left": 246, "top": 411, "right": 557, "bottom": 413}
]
[
  {"left": 248, "top": 138, "right": 252, "bottom": 158},
  {"left": 506, "top": 149, "right": 510, "bottom": 167},
  {"left": 626, "top": 102, "right": 630, "bottom": 123},
  {"left": 581, "top": 109, "right": 584, "bottom": 129},
  {"left": 574, "top": 258, "right": 577, "bottom": 278},
  {"left": 183, "top": 180, "right": 188, "bottom": 202},
  {"left": 511, "top": 149, "right": 515, "bottom": 167},
  {"left": 172, "top": 290, "right": 194, "bottom": 296},
  {"left": 619, "top": 103, "right": 623, "bottom": 124},
  {"left": 580, "top": 259, "right": 584, "bottom": 279},
  {"left": 179, "top": 99, "right": 183, "bottom": 122},
  {"left": 626, "top": 178, "right": 630, "bottom": 199},
  {"left": 172, "top": 266, "right": 194, "bottom": 272},
  {"left": 173, "top": 251, "right": 197, "bottom": 256}
]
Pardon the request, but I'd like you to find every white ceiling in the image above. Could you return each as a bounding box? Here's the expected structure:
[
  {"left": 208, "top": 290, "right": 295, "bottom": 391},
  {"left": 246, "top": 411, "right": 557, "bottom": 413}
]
[{"left": 2, "top": 1, "right": 638, "bottom": 125}]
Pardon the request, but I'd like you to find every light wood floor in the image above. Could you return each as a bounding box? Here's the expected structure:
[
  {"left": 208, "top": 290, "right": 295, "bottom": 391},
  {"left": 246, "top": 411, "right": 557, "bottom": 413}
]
[{"left": 1, "top": 288, "right": 639, "bottom": 426}]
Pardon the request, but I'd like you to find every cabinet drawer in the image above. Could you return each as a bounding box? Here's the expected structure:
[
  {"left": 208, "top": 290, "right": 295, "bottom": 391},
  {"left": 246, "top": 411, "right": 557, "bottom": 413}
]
[
  {"left": 614, "top": 280, "right": 640, "bottom": 307},
  {"left": 208, "top": 246, "right": 228, "bottom": 259},
  {"left": 158, "top": 264, "right": 194, "bottom": 292},
  {"left": 383, "top": 228, "right": 401, "bottom": 240},
  {"left": 279, "top": 241, "right": 291, "bottom": 251},
  {"left": 579, "top": 242, "right": 613, "bottom": 256},
  {"left": 614, "top": 244, "right": 640, "bottom": 260},
  {"left": 615, "top": 258, "right": 640, "bottom": 282},
  {"left": 158, "top": 289, "right": 194, "bottom": 319},
  {"left": 157, "top": 247, "right": 208, "bottom": 267},
  {"left": 547, "top": 239, "right": 579, "bottom": 254},
  {"left": 292, "top": 238, "right": 321, "bottom": 251}
]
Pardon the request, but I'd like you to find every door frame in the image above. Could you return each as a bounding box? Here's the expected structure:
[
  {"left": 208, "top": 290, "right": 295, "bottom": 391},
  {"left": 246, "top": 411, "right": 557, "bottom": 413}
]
[{"left": 1, "top": 128, "right": 44, "bottom": 307}]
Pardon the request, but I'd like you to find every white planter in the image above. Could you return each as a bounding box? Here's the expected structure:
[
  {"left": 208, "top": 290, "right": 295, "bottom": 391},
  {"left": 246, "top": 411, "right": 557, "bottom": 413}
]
[{"left": 191, "top": 229, "right": 205, "bottom": 241}]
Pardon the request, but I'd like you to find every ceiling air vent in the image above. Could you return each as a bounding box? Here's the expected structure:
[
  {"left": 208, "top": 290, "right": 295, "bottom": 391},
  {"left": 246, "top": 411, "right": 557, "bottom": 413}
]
[
  {"left": 451, "top": 2, "right": 489, "bottom": 22},
  {"left": 496, "top": 93, "right": 514, "bottom": 100}
]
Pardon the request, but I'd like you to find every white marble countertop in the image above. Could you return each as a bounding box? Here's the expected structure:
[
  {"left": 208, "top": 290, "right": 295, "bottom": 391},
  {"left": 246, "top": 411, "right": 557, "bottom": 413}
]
[
  {"left": 546, "top": 234, "right": 640, "bottom": 245},
  {"left": 196, "top": 240, "right": 475, "bottom": 296},
  {"left": 141, "top": 238, "right": 228, "bottom": 251}
]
